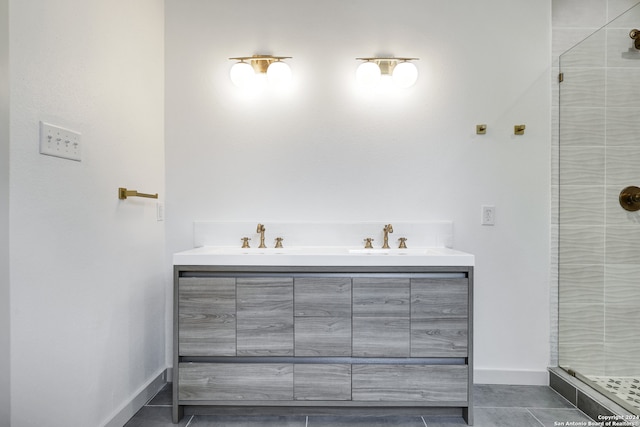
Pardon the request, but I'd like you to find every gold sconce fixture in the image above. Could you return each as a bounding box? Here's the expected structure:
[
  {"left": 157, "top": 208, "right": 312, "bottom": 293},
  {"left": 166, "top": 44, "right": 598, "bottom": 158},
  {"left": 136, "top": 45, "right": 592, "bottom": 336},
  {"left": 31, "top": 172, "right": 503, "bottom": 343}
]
[
  {"left": 118, "top": 187, "right": 158, "bottom": 200},
  {"left": 514, "top": 125, "right": 526, "bottom": 135},
  {"left": 229, "top": 55, "right": 292, "bottom": 89},
  {"left": 356, "top": 57, "right": 419, "bottom": 88},
  {"left": 476, "top": 124, "right": 487, "bottom": 135}
]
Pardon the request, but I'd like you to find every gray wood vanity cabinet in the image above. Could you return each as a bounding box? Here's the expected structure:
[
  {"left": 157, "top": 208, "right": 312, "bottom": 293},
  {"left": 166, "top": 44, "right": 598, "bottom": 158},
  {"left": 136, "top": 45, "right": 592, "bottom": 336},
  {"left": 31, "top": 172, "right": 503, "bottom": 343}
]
[{"left": 173, "top": 266, "right": 474, "bottom": 425}]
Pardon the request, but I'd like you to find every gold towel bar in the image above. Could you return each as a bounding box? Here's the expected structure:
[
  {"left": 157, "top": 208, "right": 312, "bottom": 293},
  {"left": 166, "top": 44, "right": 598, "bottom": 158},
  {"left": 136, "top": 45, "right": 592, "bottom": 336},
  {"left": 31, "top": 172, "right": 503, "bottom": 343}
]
[{"left": 118, "top": 187, "right": 158, "bottom": 200}]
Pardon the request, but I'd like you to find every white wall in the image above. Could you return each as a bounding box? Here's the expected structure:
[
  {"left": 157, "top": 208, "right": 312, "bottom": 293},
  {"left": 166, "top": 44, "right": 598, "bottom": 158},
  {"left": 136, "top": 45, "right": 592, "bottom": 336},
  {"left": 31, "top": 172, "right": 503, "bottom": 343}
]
[
  {"left": 0, "top": 0, "right": 10, "bottom": 424},
  {"left": 9, "top": 1, "right": 166, "bottom": 426},
  {"left": 166, "top": 0, "right": 552, "bottom": 384}
]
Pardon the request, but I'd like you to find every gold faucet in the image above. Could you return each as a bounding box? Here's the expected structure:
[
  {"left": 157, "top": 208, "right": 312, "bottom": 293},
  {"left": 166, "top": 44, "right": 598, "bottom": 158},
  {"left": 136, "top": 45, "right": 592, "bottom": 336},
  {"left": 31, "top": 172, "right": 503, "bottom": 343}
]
[
  {"left": 275, "top": 237, "right": 284, "bottom": 248},
  {"left": 257, "top": 223, "right": 266, "bottom": 248},
  {"left": 241, "top": 237, "right": 251, "bottom": 248},
  {"left": 382, "top": 224, "right": 394, "bottom": 249},
  {"left": 364, "top": 238, "right": 374, "bottom": 249}
]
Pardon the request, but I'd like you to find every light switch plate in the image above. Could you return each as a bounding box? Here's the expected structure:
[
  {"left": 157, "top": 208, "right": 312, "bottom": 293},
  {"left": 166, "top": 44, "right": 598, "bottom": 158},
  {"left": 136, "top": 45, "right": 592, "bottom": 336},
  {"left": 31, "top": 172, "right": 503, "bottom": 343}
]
[{"left": 39, "top": 121, "right": 82, "bottom": 161}]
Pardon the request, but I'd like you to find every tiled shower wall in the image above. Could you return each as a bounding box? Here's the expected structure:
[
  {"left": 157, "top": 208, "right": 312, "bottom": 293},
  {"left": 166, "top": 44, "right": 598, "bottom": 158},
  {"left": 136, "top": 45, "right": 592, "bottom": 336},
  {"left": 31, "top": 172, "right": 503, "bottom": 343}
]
[{"left": 553, "top": 0, "right": 640, "bottom": 376}]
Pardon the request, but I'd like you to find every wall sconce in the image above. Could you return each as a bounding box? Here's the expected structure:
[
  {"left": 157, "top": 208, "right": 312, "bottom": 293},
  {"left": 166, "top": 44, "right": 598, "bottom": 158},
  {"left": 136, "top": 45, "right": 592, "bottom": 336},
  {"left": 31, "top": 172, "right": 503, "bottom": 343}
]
[
  {"left": 229, "top": 55, "right": 292, "bottom": 89},
  {"left": 356, "top": 57, "right": 419, "bottom": 88}
]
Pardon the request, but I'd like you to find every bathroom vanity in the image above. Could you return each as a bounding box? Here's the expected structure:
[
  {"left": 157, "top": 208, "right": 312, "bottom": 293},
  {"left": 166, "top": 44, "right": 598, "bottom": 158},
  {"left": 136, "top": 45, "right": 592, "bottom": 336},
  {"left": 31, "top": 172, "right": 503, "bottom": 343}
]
[{"left": 172, "top": 222, "right": 474, "bottom": 425}]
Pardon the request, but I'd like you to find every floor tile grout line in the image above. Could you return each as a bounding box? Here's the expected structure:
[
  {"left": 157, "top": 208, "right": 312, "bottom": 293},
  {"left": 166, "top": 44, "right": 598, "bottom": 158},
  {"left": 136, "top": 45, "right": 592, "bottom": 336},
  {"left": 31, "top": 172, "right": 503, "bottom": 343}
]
[
  {"left": 184, "top": 415, "right": 195, "bottom": 427},
  {"left": 421, "top": 415, "right": 428, "bottom": 427},
  {"left": 548, "top": 382, "right": 586, "bottom": 412},
  {"left": 527, "top": 408, "right": 549, "bottom": 427}
]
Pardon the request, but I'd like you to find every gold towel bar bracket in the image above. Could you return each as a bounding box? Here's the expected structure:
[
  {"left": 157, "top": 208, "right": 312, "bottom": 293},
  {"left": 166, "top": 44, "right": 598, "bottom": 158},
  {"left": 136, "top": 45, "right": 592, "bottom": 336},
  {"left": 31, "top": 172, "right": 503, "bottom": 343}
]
[{"left": 118, "top": 187, "right": 158, "bottom": 200}]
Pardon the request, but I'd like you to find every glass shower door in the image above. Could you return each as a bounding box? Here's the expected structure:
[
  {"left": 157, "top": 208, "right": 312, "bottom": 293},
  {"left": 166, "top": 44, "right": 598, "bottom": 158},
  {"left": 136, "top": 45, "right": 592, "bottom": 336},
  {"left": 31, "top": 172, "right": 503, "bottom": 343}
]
[{"left": 558, "top": 3, "right": 640, "bottom": 416}]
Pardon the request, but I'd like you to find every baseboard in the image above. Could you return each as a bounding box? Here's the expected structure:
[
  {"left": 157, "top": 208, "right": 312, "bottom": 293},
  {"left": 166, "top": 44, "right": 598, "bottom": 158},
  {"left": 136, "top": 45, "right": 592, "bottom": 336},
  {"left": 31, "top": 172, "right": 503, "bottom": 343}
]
[
  {"left": 102, "top": 368, "right": 168, "bottom": 427},
  {"left": 474, "top": 368, "right": 549, "bottom": 385}
]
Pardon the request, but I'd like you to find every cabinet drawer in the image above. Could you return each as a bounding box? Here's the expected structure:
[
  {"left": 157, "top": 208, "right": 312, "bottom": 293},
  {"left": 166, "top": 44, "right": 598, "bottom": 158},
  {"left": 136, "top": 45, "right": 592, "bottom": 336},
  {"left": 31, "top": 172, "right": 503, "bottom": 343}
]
[
  {"left": 411, "top": 318, "right": 468, "bottom": 357},
  {"left": 178, "top": 277, "right": 236, "bottom": 356},
  {"left": 294, "top": 277, "right": 351, "bottom": 317},
  {"left": 295, "top": 317, "right": 351, "bottom": 356},
  {"left": 179, "top": 363, "right": 293, "bottom": 401},
  {"left": 411, "top": 278, "right": 468, "bottom": 357},
  {"left": 352, "top": 365, "right": 468, "bottom": 402},
  {"left": 294, "top": 364, "right": 351, "bottom": 401},
  {"left": 352, "top": 317, "right": 410, "bottom": 357},
  {"left": 353, "top": 278, "right": 410, "bottom": 317},
  {"left": 237, "top": 277, "right": 294, "bottom": 356},
  {"left": 411, "top": 278, "right": 468, "bottom": 318}
]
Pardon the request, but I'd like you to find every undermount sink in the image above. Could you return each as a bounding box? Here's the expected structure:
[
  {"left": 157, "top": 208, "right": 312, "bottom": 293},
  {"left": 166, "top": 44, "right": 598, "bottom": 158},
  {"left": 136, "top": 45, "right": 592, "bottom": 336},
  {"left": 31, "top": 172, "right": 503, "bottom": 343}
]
[
  {"left": 195, "top": 247, "right": 306, "bottom": 255},
  {"left": 347, "top": 248, "right": 448, "bottom": 256}
]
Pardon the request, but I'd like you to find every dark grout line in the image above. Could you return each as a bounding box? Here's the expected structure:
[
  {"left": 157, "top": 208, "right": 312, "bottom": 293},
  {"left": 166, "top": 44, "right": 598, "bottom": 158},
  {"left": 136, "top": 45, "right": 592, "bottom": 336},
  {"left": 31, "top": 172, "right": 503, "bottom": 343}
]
[{"left": 526, "top": 408, "right": 549, "bottom": 427}]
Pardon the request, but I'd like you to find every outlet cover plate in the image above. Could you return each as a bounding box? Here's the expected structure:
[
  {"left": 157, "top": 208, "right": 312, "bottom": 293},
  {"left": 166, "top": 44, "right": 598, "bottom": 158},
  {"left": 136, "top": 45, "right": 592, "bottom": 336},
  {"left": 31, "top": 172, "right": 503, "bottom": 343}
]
[
  {"left": 481, "top": 205, "right": 495, "bottom": 226},
  {"left": 39, "top": 121, "right": 82, "bottom": 161}
]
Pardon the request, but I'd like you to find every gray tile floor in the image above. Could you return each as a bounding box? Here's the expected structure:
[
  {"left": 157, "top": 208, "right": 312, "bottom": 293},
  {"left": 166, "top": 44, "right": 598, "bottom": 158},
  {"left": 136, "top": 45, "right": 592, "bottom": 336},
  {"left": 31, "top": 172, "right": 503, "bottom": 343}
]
[{"left": 124, "top": 384, "right": 594, "bottom": 427}]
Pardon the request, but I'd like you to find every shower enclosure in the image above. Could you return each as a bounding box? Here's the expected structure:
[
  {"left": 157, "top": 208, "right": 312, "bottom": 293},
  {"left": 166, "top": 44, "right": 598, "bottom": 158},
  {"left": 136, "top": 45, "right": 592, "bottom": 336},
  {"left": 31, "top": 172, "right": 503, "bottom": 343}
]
[{"left": 558, "top": 3, "right": 640, "bottom": 416}]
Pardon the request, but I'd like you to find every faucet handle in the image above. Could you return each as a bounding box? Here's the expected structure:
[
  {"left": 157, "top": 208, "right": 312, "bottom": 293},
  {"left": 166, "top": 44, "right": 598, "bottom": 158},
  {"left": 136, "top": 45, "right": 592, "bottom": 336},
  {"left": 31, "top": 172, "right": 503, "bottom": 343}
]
[
  {"left": 241, "top": 237, "right": 251, "bottom": 248},
  {"left": 274, "top": 237, "right": 284, "bottom": 249},
  {"left": 364, "top": 238, "right": 374, "bottom": 249},
  {"left": 398, "top": 237, "right": 408, "bottom": 249}
]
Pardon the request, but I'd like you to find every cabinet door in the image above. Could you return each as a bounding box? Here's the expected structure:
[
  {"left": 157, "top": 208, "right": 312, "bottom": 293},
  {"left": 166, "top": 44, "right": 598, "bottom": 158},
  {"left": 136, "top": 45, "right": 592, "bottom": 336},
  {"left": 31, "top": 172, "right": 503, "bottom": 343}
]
[
  {"left": 179, "top": 363, "right": 293, "bottom": 401},
  {"left": 411, "top": 278, "right": 468, "bottom": 357},
  {"left": 294, "top": 364, "right": 351, "bottom": 401},
  {"left": 294, "top": 277, "right": 351, "bottom": 317},
  {"left": 178, "top": 277, "right": 236, "bottom": 356},
  {"left": 352, "top": 317, "right": 410, "bottom": 357},
  {"left": 237, "top": 277, "right": 294, "bottom": 356},
  {"left": 352, "top": 278, "right": 410, "bottom": 357},
  {"left": 352, "top": 365, "right": 468, "bottom": 402},
  {"left": 294, "top": 277, "right": 351, "bottom": 356},
  {"left": 352, "top": 278, "right": 410, "bottom": 317}
]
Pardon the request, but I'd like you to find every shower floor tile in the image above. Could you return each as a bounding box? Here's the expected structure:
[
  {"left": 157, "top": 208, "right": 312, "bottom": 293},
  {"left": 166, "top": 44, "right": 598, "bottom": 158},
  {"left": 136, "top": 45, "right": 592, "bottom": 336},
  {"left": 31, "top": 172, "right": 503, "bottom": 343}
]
[{"left": 586, "top": 375, "right": 640, "bottom": 414}]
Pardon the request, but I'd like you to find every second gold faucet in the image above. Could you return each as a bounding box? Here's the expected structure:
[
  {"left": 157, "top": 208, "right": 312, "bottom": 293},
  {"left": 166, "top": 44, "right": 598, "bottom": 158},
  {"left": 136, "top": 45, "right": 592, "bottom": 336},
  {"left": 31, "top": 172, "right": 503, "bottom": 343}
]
[
  {"left": 382, "top": 224, "right": 394, "bottom": 249},
  {"left": 256, "top": 223, "right": 267, "bottom": 248}
]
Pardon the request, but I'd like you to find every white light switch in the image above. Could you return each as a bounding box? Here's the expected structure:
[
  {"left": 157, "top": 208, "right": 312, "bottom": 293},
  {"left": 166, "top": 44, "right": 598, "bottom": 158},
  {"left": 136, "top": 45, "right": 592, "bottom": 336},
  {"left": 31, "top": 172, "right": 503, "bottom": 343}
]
[{"left": 39, "top": 121, "right": 82, "bottom": 161}]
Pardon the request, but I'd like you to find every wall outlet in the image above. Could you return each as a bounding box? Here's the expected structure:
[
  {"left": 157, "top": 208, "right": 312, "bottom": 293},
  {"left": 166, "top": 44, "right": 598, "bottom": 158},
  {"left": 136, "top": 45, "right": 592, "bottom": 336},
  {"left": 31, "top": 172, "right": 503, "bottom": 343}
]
[
  {"left": 39, "top": 121, "right": 82, "bottom": 161},
  {"left": 481, "top": 205, "right": 495, "bottom": 226}
]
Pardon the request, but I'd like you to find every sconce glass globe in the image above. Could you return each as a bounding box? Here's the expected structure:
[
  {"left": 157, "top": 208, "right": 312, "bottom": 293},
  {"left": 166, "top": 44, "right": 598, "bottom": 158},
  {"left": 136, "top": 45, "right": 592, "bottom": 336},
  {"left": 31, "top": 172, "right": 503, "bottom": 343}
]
[
  {"left": 356, "top": 61, "right": 381, "bottom": 87},
  {"left": 266, "top": 61, "right": 292, "bottom": 87},
  {"left": 392, "top": 61, "right": 418, "bottom": 88},
  {"left": 229, "top": 61, "right": 255, "bottom": 88}
]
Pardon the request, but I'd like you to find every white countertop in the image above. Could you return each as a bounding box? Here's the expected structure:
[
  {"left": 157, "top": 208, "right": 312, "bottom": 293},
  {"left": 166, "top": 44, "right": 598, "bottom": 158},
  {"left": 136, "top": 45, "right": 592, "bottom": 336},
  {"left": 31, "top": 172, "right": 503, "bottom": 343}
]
[{"left": 173, "top": 246, "right": 475, "bottom": 267}]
